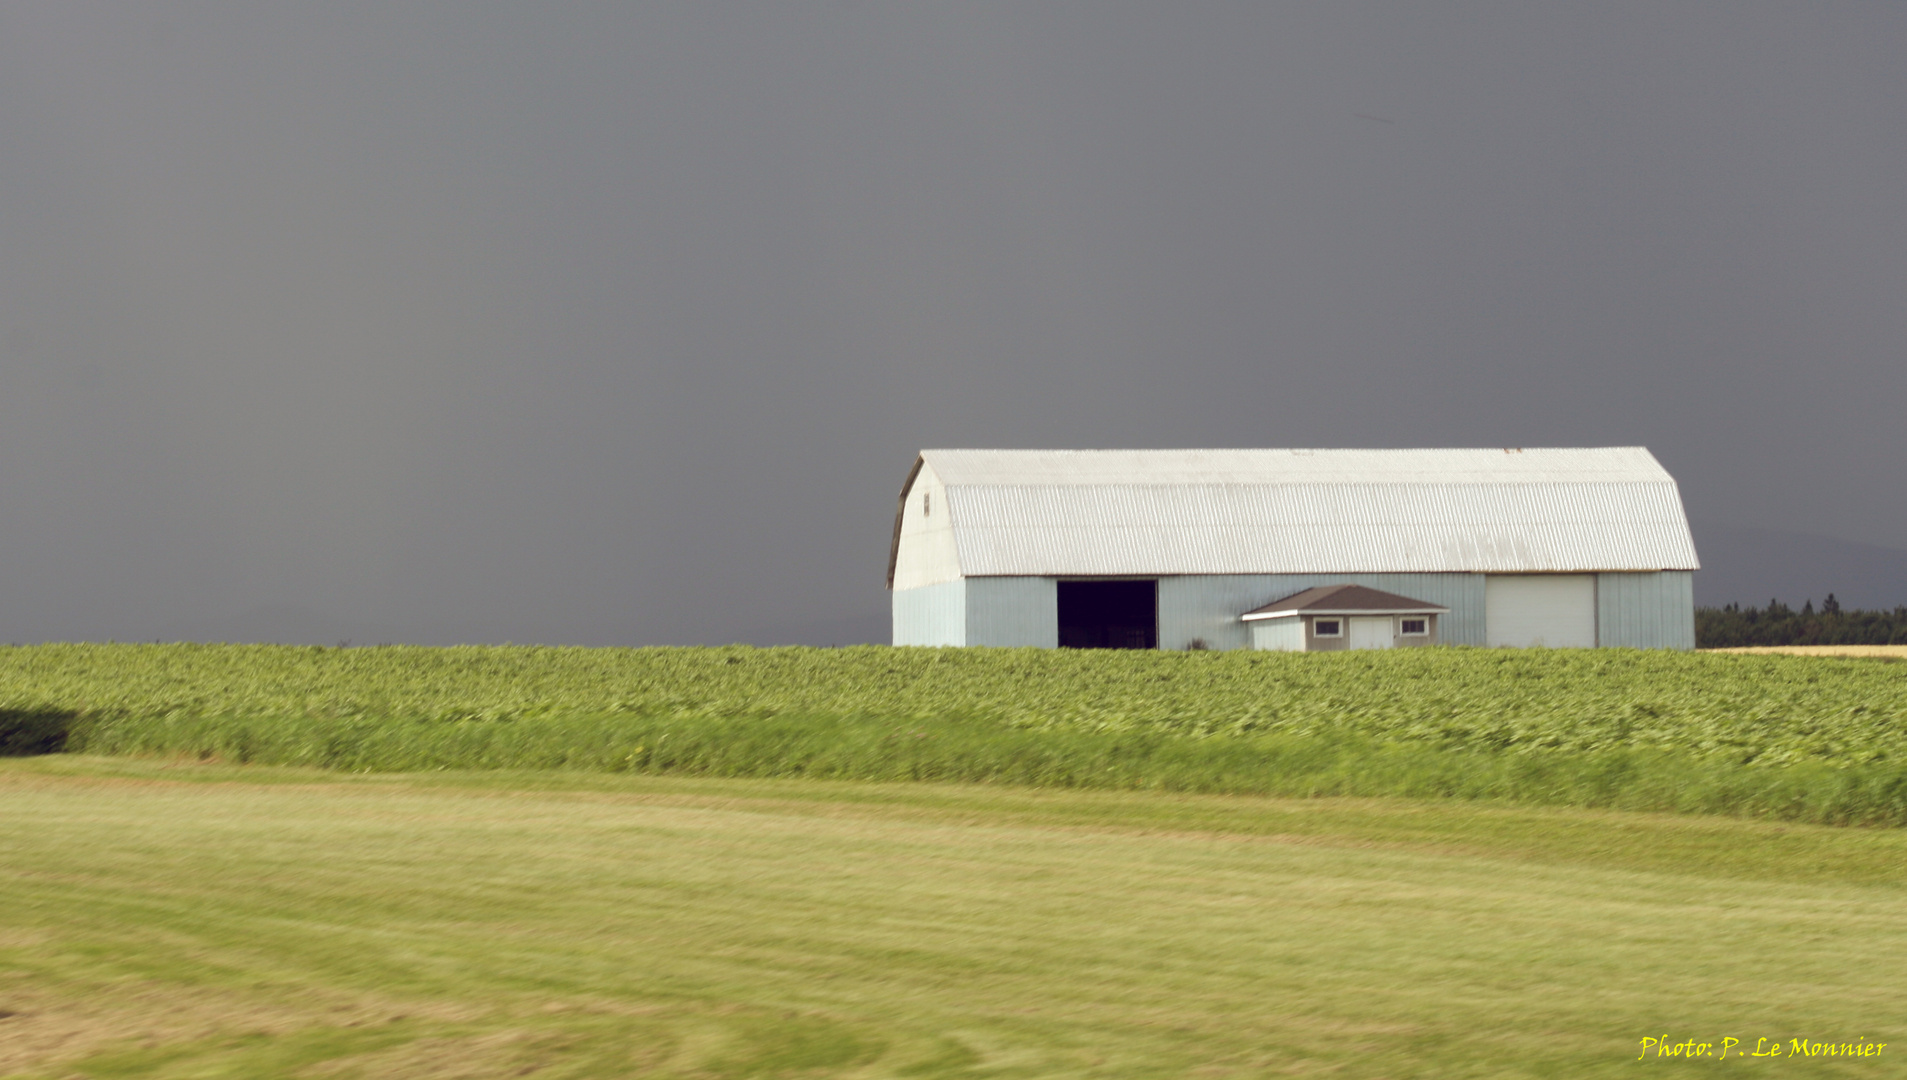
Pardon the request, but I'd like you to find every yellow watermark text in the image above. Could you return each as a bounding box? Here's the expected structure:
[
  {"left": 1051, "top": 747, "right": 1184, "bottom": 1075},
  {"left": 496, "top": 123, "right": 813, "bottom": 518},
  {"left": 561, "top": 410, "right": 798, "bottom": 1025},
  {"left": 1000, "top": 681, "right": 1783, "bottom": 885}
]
[{"left": 1637, "top": 1035, "right": 1886, "bottom": 1061}]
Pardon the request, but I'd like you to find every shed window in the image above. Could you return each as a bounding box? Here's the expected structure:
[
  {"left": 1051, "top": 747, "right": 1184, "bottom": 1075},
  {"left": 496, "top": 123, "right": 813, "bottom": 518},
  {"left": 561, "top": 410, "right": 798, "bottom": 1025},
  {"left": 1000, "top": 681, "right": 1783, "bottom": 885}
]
[
  {"left": 1312, "top": 618, "right": 1342, "bottom": 638},
  {"left": 922, "top": 491, "right": 930, "bottom": 516},
  {"left": 1400, "top": 618, "right": 1428, "bottom": 636}
]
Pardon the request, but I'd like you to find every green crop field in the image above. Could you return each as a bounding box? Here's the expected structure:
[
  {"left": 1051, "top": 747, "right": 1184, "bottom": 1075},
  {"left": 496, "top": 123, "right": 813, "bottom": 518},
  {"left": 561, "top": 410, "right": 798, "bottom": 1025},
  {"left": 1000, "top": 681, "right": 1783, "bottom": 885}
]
[
  {"left": 3, "top": 643, "right": 1906, "bottom": 824},
  {"left": 2, "top": 758, "right": 1904, "bottom": 1078},
  {"left": 5, "top": 642, "right": 1903, "bottom": 761}
]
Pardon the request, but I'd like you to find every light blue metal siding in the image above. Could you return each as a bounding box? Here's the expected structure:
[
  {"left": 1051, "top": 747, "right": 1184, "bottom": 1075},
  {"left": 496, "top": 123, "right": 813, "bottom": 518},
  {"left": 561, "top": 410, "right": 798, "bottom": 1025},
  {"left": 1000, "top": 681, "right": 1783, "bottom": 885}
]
[
  {"left": 1157, "top": 573, "right": 1486, "bottom": 650},
  {"left": 892, "top": 579, "right": 966, "bottom": 646},
  {"left": 1249, "top": 616, "right": 1305, "bottom": 652},
  {"left": 966, "top": 577, "right": 1059, "bottom": 647},
  {"left": 1596, "top": 571, "right": 1695, "bottom": 649}
]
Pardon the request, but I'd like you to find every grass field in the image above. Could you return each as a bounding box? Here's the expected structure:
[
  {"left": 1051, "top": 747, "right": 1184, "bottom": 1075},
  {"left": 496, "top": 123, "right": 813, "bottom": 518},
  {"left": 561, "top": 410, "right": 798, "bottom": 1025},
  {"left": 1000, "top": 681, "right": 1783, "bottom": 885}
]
[{"left": 2, "top": 757, "right": 1903, "bottom": 1078}]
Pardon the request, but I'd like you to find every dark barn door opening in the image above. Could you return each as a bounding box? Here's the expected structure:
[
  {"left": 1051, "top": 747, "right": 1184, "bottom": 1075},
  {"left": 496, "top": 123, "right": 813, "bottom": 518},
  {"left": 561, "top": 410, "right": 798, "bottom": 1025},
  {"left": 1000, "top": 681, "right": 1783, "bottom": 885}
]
[{"left": 1058, "top": 580, "right": 1158, "bottom": 649}]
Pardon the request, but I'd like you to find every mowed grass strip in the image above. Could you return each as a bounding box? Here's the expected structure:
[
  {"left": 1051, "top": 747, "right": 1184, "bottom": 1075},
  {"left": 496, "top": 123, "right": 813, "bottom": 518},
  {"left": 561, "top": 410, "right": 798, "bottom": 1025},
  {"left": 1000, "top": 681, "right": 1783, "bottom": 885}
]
[
  {"left": 59, "top": 710, "right": 1907, "bottom": 827},
  {"left": 2, "top": 759, "right": 1904, "bottom": 1079},
  {"left": 1706, "top": 645, "right": 1907, "bottom": 658}
]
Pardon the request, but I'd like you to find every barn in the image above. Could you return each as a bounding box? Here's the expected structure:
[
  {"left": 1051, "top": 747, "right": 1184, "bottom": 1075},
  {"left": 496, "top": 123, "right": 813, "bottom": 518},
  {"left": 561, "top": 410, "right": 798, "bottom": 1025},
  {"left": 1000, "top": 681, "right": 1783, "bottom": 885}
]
[{"left": 887, "top": 447, "right": 1700, "bottom": 650}]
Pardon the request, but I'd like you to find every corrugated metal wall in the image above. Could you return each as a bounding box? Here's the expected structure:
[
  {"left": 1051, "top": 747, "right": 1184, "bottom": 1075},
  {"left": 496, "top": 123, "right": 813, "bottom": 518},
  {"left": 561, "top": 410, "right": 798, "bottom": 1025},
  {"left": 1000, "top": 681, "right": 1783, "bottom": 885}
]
[
  {"left": 966, "top": 577, "right": 1058, "bottom": 647},
  {"left": 892, "top": 579, "right": 966, "bottom": 646},
  {"left": 901, "top": 570, "right": 1691, "bottom": 650},
  {"left": 1158, "top": 573, "right": 1487, "bottom": 650},
  {"left": 1596, "top": 570, "right": 1696, "bottom": 649},
  {"left": 1248, "top": 616, "right": 1305, "bottom": 652}
]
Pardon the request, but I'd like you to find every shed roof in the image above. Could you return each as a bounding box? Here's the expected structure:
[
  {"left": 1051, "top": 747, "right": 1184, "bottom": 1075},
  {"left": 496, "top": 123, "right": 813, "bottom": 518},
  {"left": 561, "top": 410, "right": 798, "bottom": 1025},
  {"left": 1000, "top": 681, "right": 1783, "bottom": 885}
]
[
  {"left": 1241, "top": 584, "right": 1450, "bottom": 621},
  {"left": 889, "top": 447, "right": 1699, "bottom": 584}
]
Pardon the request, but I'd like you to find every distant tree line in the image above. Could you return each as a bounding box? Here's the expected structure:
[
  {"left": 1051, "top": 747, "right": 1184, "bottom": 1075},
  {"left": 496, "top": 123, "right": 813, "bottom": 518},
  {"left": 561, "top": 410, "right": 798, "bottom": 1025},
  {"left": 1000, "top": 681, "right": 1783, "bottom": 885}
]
[{"left": 1696, "top": 595, "right": 1907, "bottom": 647}]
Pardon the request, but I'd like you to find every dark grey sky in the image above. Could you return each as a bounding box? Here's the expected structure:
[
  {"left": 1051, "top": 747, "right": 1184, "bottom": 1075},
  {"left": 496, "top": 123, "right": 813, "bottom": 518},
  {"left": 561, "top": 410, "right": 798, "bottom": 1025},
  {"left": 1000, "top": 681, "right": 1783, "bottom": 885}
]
[{"left": 2, "top": 2, "right": 1903, "bottom": 645}]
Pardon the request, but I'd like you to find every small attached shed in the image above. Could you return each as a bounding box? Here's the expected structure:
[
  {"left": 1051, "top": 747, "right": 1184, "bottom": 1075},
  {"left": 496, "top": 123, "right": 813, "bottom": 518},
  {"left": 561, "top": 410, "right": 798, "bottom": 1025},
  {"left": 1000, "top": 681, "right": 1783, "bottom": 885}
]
[
  {"left": 1241, "top": 584, "right": 1449, "bottom": 652},
  {"left": 888, "top": 447, "right": 1701, "bottom": 650}
]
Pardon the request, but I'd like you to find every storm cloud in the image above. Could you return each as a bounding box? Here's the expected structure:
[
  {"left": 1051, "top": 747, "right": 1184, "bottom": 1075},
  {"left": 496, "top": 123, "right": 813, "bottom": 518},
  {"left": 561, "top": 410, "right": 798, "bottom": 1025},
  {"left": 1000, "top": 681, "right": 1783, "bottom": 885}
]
[{"left": 1, "top": 2, "right": 1902, "bottom": 644}]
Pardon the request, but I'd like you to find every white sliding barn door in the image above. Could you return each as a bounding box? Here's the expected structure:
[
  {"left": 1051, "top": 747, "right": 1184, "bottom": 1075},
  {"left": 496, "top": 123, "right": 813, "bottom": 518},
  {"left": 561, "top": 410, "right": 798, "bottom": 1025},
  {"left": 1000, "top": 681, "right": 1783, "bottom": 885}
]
[{"left": 1485, "top": 575, "right": 1596, "bottom": 648}]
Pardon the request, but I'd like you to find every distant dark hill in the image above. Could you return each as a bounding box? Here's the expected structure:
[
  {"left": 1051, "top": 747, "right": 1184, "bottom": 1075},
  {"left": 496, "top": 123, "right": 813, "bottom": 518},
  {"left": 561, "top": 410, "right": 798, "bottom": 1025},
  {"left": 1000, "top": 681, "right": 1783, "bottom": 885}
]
[{"left": 1689, "top": 521, "right": 1907, "bottom": 610}]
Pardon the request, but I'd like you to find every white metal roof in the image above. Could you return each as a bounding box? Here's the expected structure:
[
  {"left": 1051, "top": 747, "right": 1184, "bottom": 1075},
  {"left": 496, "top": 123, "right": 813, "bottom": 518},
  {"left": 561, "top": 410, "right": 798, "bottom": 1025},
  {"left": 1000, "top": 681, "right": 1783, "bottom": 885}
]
[
  {"left": 890, "top": 448, "right": 1699, "bottom": 582},
  {"left": 924, "top": 447, "right": 1677, "bottom": 485}
]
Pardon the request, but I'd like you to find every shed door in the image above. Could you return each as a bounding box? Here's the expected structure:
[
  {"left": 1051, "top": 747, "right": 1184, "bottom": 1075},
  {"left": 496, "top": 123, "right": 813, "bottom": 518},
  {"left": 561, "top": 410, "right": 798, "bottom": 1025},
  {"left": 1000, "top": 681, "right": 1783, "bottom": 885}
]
[
  {"left": 1485, "top": 575, "right": 1596, "bottom": 648},
  {"left": 1348, "top": 616, "right": 1394, "bottom": 650}
]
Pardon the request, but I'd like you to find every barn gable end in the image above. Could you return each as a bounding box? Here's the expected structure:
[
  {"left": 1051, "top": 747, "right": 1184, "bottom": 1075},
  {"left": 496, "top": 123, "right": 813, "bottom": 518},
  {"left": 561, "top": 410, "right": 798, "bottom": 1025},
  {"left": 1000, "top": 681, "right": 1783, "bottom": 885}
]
[{"left": 890, "top": 460, "right": 961, "bottom": 591}]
